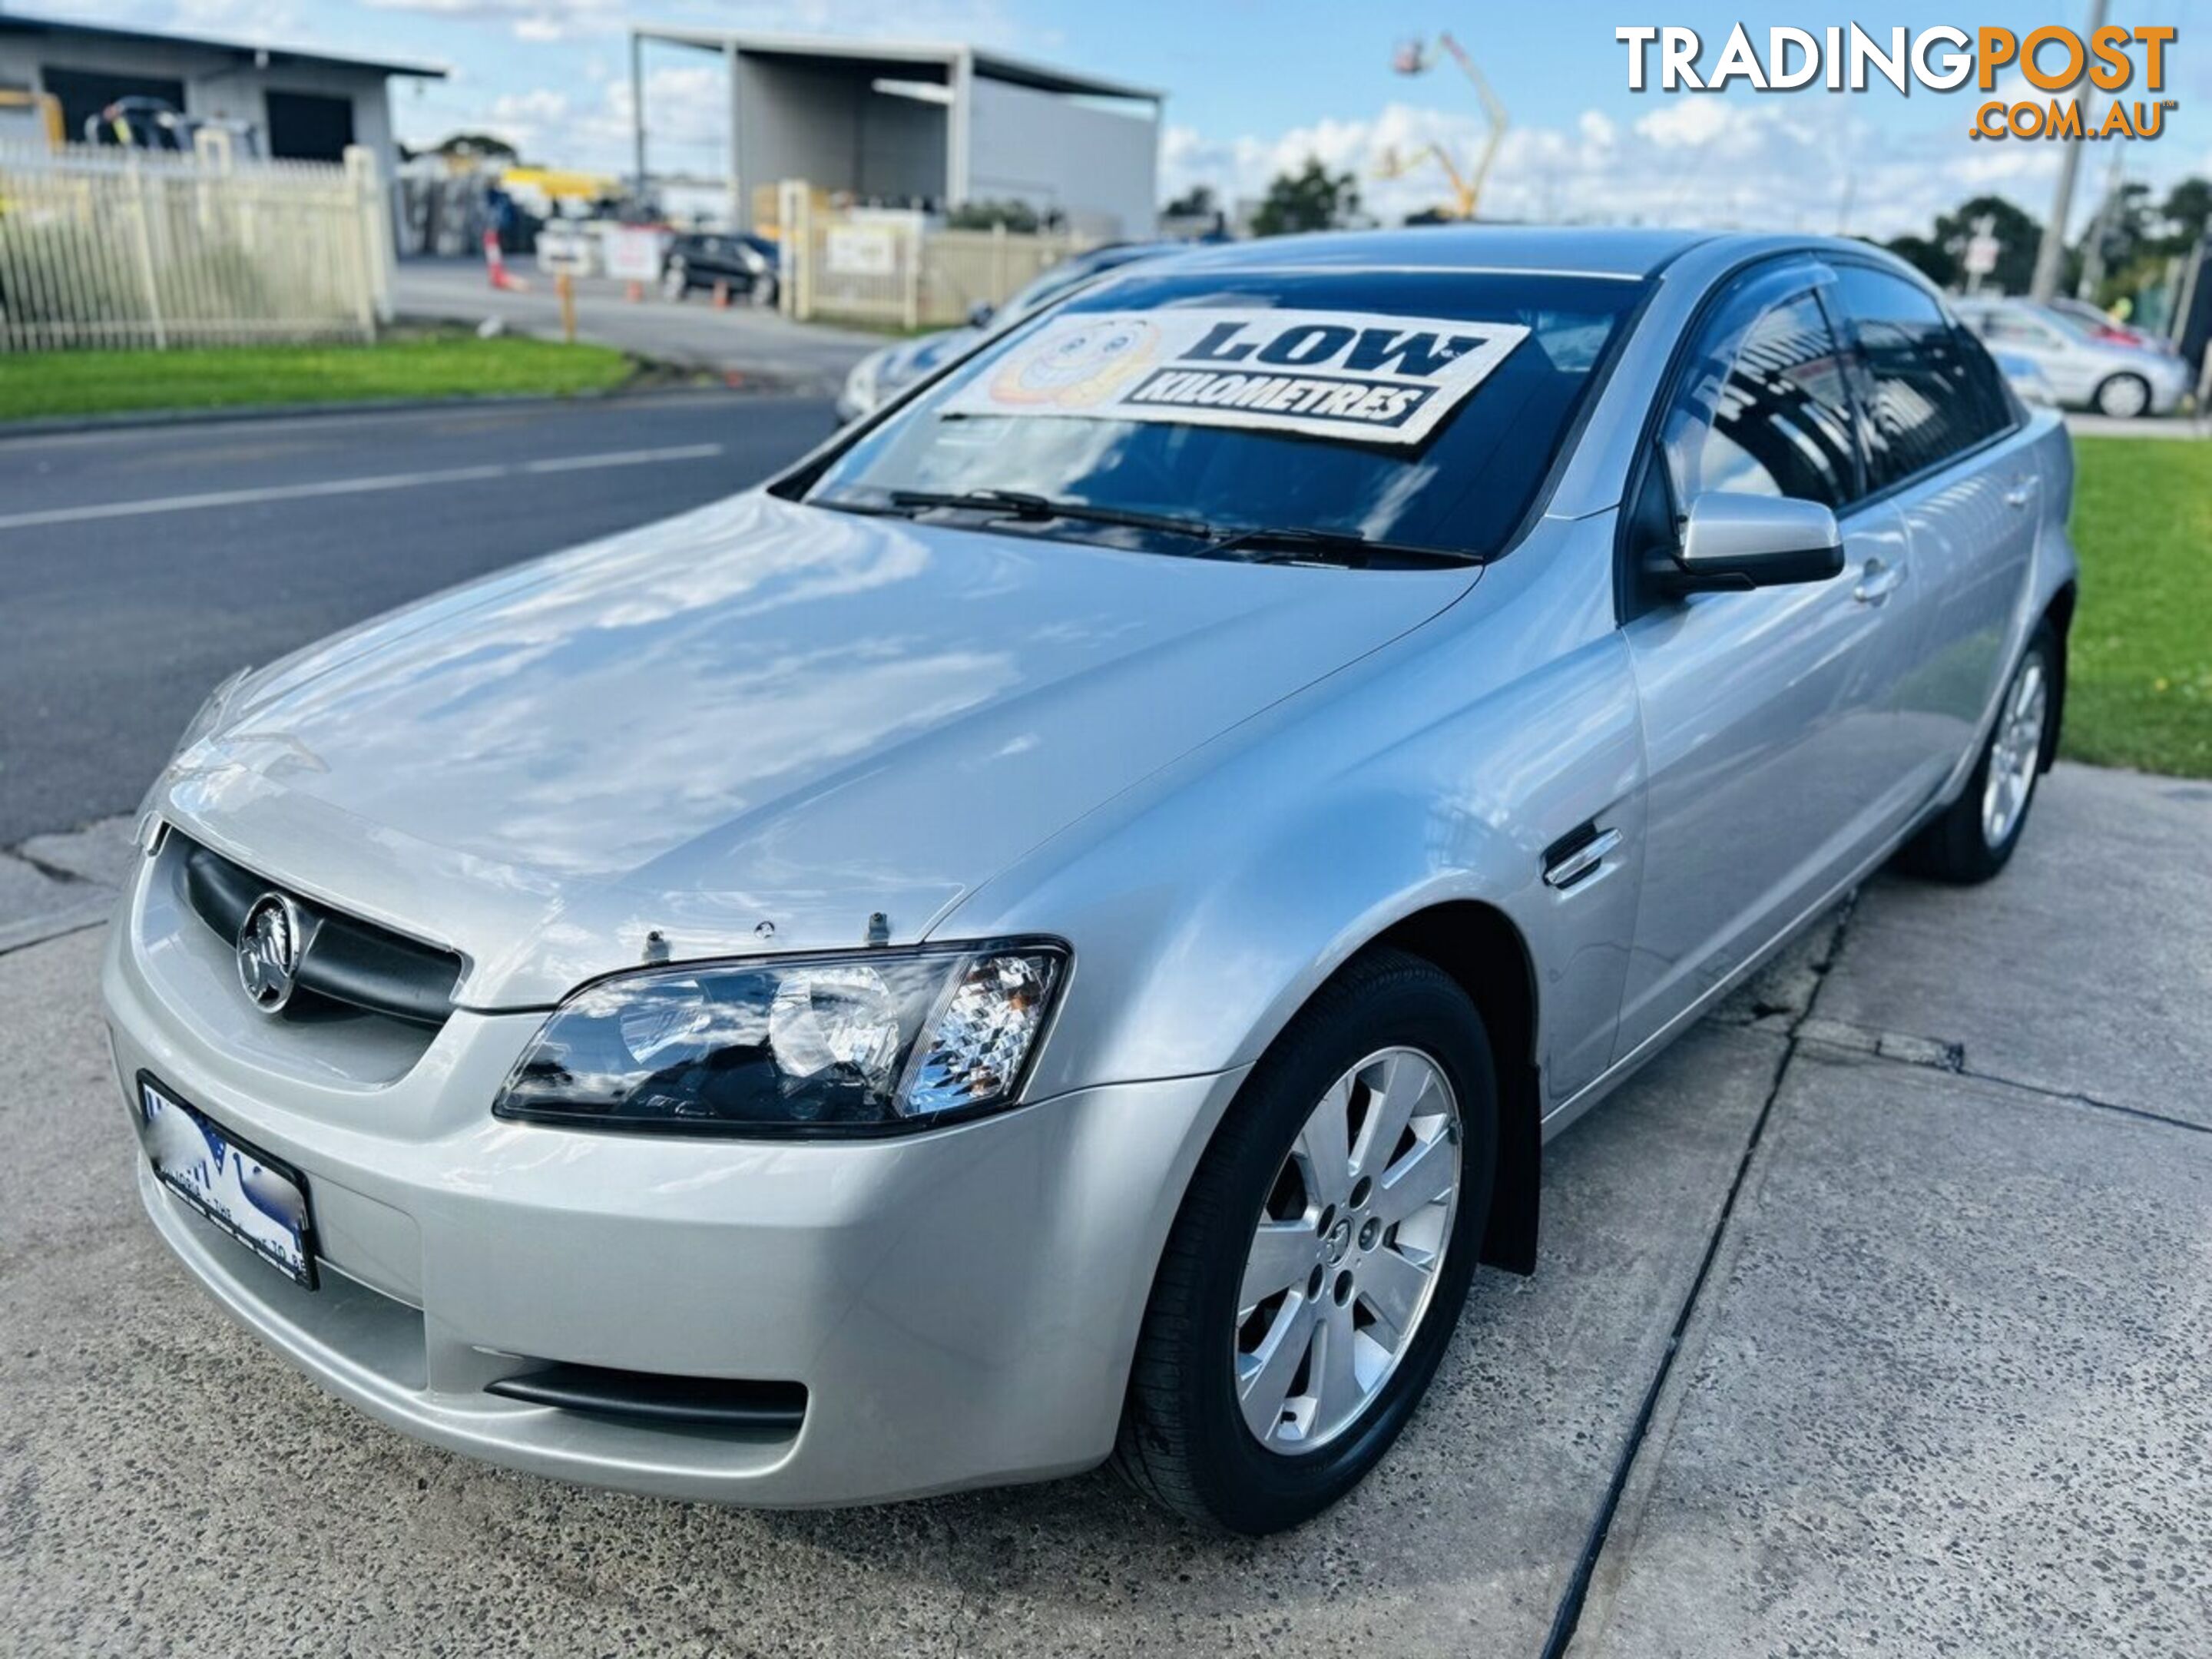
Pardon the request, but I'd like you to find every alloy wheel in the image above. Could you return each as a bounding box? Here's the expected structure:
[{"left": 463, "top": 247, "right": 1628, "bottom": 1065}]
[
  {"left": 1232, "top": 1047, "right": 1460, "bottom": 1453},
  {"left": 1981, "top": 654, "right": 2047, "bottom": 849},
  {"left": 2097, "top": 374, "right": 2150, "bottom": 419}
]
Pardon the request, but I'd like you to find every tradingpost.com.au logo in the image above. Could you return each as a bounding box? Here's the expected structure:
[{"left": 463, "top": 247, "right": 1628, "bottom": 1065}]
[{"left": 1616, "top": 23, "right": 2179, "bottom": 139}]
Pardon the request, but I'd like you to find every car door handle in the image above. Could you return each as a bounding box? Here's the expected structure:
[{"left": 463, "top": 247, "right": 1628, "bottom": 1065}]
[
  {"left": 2003, "top": 480, "right": 2036, "bottom": 509},
  {"left": 1542, "top": 826, "right": 1622, "bottom": 891},
  {"left": 1853, "top": 557, "right": 1906, "bottom": 606}
]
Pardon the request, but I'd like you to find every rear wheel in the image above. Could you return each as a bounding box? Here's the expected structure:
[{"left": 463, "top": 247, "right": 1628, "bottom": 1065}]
[
  {"left": 2093, "top": 372, "right": 2151, "bottom": 419},
  {"left": 1896, "top": 624, "right": 2055, "bottom": 883},
  {"left": 1113, "top": 949, "right": 1496, "bottom": 1534}
]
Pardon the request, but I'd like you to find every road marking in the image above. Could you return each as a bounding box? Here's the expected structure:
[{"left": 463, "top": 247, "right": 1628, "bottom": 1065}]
[
  {"left": 0, "top": 442, "right": 725, "bottom": 531},
  {"left": 518, "top": 444, "right": 723, "bottom": 474}
]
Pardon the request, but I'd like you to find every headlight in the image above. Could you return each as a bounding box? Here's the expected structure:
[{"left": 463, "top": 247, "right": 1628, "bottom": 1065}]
[{"left": 492, "top": 940, "right": 1068, "bottom": 1137}]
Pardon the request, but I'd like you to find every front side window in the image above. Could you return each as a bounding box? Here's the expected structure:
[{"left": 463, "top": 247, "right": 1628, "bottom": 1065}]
[
  {"left": 1661, "top": 282, "right": 1859, "bottom": 512},
  {"left": 801, "top": 268, "right": 1647, "bottom": 562},
  {"left": 1834, "top": 267, "right": 2012, "bottom": 486}
]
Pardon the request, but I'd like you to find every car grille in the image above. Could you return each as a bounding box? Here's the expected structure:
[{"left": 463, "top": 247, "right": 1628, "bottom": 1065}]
[{"left": 177, "top": 835, "right": 465, "bottom": 1028}]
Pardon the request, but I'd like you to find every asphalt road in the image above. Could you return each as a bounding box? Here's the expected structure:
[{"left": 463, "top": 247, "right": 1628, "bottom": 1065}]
[
  {"left": 393, "top": 257, "right": 882, "bottom": 389},
  {"left": 3, "top": 764, "right": 2207, "bottom": 1655},
  {"left": 0, "top": 392, "right": 836, "bottom": 849}
]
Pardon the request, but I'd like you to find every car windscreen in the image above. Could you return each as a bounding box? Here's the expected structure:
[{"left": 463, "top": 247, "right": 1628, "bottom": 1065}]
[
  {"left": 989, "top": 246, "right": 1157, "bottom": 328},
  {"left": 803, "top": 268, "right": 1647, "bottom": 561}
]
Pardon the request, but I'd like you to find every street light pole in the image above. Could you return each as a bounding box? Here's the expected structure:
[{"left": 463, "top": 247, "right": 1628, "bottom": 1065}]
[
  {"left": 630, "top": 30, "right": 647, "bottom": 202},
  {"left": 2028, "top": 0, "right": 2108, "bottom": 300}
]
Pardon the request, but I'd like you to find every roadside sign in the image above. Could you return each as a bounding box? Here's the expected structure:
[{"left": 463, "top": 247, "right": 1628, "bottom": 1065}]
[
  {"left": 1964, "top": 234, "right": 2000, "bottom": 276},
  {"left": 826, "top": 227, "right": 898, "bottom": 277},
  {"left": 604, "top": 227, "right": 662, "bottom": 284}
]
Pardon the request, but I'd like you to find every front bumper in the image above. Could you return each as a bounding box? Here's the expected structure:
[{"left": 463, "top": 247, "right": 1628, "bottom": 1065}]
[{"left": 101, "top": 842, "right": 1243, "bottom": 1506}]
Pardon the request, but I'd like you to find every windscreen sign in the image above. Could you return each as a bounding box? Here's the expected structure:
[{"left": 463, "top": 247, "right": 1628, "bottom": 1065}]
[{"left": 943, "top": 309, "right": 1530, "bottom": 446}]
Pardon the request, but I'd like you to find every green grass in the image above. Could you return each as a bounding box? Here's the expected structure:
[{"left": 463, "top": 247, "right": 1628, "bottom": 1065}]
[
  {"left": 2065, "top": 437, "right": 2212, "bottom": 778},
  {"left": 0, "top": 335, "right": 637, "bottom": 421}
]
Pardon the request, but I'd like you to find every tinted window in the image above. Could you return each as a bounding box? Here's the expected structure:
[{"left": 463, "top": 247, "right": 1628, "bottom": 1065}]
[
  {"left": 1966, "top": 308, "right": 2067, "bottom": 350},
  {"left": 1834, "top": 267, "right": 2011, "bottom": 485},
  {"left": 805, "top": 269, "right": 1647, "bottom": 561},
  {"left": 1663, "top": 286, "right": 1859, "bottom": 511}
]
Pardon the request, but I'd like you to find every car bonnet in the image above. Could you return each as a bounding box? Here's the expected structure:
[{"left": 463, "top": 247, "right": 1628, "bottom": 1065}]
[{"left": 160, "top": 491, "right": 1476, "bottom": 1007}]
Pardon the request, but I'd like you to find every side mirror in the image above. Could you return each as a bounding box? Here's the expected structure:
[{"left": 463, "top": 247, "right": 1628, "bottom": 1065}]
[
  {"left": 967, "top": 301, "right": 997, "bottom": 329},
  {"left": 1660, "top": 492, "right": 1845, "bottom": 593}
]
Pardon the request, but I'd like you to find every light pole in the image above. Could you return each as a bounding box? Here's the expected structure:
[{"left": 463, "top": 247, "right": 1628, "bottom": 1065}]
[{"left": 2028, "top": 0, "right": 2108, "bottom": 301}]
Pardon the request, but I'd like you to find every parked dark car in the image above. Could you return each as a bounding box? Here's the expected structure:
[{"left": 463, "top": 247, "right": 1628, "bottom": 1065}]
[{"left": 662, "top": 233, "right": 780, "bottom": 306}]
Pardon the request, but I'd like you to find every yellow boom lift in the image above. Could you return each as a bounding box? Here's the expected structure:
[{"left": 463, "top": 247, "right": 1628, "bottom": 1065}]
[{"left": 1377, "top": 32, "right": 1508, "bottom": 221}]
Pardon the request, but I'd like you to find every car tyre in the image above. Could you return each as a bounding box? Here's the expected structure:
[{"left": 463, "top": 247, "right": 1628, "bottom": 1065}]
[
  {"left": 1896, "top": 623, "right": 2057, "bottom": 884},
  {"left": 2093, "top": 372, "right": 2151, "bottom": 419},
  {"left": 1112, "top": 947, "right": 1496, "bottom": 1535}
]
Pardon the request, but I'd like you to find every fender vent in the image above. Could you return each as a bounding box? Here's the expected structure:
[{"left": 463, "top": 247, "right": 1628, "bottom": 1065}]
[{"left": 485, "top": 1362, "right": 807, "bottom": 1431}]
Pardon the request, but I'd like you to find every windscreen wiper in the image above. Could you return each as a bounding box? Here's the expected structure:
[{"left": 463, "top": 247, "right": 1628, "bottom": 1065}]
[
  {"left": 886, "top": 488, "right": 1214, "bottom": 541},
  {"left": 1207, "top": 526, "right": 1482, "bottom": 569}
]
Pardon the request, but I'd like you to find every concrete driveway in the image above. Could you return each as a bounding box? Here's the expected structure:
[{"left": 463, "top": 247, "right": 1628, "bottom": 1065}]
[{"left": 1, "top": 763, "right": 2205, "bottom": 1657}]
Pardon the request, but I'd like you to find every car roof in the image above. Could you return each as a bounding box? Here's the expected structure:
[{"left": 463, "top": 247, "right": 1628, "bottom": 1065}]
[{"left": 1161, "top": 225, "right": 1720, "bottom": 281}]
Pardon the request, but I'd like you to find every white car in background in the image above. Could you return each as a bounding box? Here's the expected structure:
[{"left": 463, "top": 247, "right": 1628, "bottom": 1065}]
[{"left": 1954, "top": 297, "right": 2191, "bottom": 419}]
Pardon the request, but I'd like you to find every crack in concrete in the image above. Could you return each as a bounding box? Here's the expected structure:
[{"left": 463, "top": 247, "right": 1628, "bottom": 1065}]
[
  {"left": 7, "top": 848, "right": 88, "bottom": 887},
  {"left": 1795, "top": 1014, "right": 2210, "bottom": 1140},
  {"left": 0, "top": 909, "right": 110, "bottom": 959},
  {"left": 1538, "top": 896, "right": 1856, "bottom": 1659},
  {"left": 1541, "top": 886, "right": 2207, "bottom": 1657}
]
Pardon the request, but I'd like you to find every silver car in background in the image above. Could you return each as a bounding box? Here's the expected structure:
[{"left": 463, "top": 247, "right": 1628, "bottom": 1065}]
[
  {"left": 107, "top": 227, "right": 2075, "bottom": 1535},
  {"left": 1955, "top": 296, "right": 2191, "bottom": 418}
]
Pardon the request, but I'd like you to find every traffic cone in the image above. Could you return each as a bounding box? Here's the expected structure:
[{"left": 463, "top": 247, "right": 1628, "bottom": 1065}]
[{"left": 485, "top": 229, "right": 529, "bottom": 293}]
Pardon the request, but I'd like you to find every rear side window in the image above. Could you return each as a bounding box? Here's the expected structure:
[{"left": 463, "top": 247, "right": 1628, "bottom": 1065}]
[
  {"left": 1662, "top": 284, "right": 1859, "bottom": 512},
  {"left": 1833, "top": 267, "right": 2012, "bottom": 487}
]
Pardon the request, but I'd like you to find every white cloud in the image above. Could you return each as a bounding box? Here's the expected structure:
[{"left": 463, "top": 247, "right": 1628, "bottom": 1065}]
[
  {"left": 356, "top": 0, "right": 622, "bottom": 44},
  {"left": 1161, "top": 88, "right": 2158, "bottom": 242}
]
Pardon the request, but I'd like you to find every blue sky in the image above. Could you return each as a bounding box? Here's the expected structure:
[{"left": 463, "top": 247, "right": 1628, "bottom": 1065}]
[{"left": 43, "top": 1, "right": 2212, "bottom": 237}]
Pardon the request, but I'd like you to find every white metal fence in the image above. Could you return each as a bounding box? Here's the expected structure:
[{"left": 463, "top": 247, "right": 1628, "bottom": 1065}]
[
  {"left": 775, "top": 186, "right": 1092, "bottom": 329},
  {"left": 0, "top": 141, "right": 390, "bottom": 353}
]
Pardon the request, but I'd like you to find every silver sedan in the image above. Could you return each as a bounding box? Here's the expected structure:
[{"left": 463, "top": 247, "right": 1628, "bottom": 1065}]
[
  {"left": 106, "top": 227, "right": 2075, "bottom": 1535},
  {"left": 1955, "top": 295, "right": 2192, "bottom": 418}
]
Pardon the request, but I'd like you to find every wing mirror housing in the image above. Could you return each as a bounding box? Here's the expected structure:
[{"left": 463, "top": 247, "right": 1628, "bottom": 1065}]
[
  {"left": 967, "top": 300, "right": 997, "bottom": 329},
  {"left": 1656, "top": 492, "right": 1846, "bottom": 594}
]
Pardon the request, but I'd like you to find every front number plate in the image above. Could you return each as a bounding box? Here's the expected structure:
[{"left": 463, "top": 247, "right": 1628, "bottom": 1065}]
[{"left": 136, "top": 1075, "right": 317, "bottom": 1288}]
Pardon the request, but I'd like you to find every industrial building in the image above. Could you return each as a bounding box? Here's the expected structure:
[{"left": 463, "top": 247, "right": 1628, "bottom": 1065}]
[
  {"left": 628, "top": 29, "right": 1163, "bottom": 240},
  {"left": 0, "top": 10, "right": 442, "bottom": 177}
]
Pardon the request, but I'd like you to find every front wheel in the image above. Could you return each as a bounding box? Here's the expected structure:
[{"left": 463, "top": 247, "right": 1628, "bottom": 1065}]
[
  {"left": 1113, "top": 949, "right": 1496, "bottom": 1534},
  {"left": 1896, "top": 624, "right": 2056, "bottom": 883},
  {"left": 2093, "top": 372, "right": 2151, "bottom": 419}
]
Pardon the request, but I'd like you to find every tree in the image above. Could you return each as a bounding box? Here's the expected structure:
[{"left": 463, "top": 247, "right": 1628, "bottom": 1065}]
[
  {"left": 1163, "top": 183, "right": 1217, "bottom": 220},
  {"left": 1920, "top": 194, "right": 2045, "bottom": 294},
  {"left": 1250, "top": 157, "right": 1359, "bottom": 237},
  {"left": 1882, "top": 233, "right": 1952, "bottom": 286},
  {"left": 432, "top": 132, "right": 519, "bottom": 163},
  {"left": 947, "top": 198, "right": 1046, "bottom": 232},
  {"left": 2156, "top": 177, "right": 2211, "bottom": 252}
]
